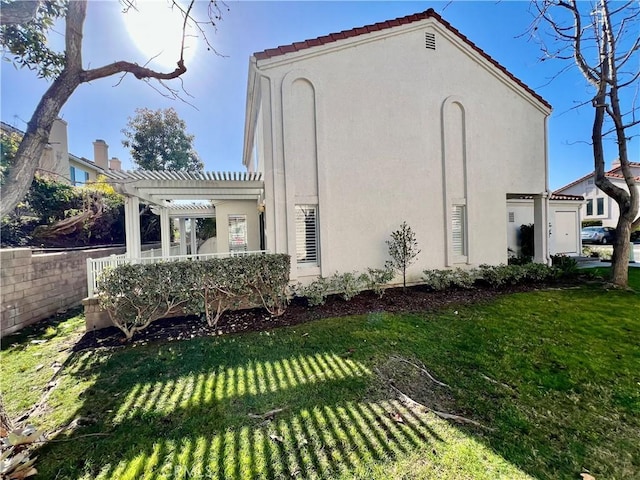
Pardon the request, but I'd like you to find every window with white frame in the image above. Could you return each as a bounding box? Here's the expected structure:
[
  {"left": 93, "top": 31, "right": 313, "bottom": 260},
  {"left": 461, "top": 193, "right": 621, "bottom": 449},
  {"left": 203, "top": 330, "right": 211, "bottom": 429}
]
[
  {"left": 596, "top": 197, "right": 605, "bottom": 216},
  {"left": 452, "top": 204, "right": 467, "bottom": 257},
  {"left": 295, "top": 205, "right": 319, "bottom": 266},
  {"left": 228, "top": 215, "right": 248, "bottom": 253}
]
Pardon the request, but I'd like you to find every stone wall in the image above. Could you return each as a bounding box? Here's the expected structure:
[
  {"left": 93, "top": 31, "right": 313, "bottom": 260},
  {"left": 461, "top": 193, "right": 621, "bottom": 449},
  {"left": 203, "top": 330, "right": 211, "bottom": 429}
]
[{"left": 1, "top": 247, "right": 125, "bottom": 336}]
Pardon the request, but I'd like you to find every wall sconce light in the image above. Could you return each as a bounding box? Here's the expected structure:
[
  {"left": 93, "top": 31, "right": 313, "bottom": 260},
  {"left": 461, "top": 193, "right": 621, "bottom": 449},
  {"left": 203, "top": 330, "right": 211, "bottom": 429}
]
[{"left": 257, "top": 201, "right": 265, "bottom": 213}]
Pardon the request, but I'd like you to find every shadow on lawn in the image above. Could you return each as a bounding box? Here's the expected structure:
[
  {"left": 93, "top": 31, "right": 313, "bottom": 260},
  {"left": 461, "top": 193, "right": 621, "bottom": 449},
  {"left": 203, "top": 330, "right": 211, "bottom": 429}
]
[{"left": 35, "top": 339, "right": 446, "bottom": 479}]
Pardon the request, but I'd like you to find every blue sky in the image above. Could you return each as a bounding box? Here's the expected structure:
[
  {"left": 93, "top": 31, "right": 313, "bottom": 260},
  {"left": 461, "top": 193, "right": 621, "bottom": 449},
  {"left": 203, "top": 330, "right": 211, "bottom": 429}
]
[{"left": 1, "top": 1, "right": 637, "bottom": 191}]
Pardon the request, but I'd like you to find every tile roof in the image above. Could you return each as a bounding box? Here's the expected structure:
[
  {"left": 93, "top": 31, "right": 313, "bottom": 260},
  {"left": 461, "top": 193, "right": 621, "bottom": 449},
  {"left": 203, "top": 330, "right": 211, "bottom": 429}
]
[
  {"left": 253, "top": 8, "right": 551, "bottom": 109},
  {"left": 515, "top": 194, "right": 584, "bottom": 201},
  {"left": 549, "top": 193, "right": 584, "bottom": 201},
  {"left": 554, "top": 162, "right": 640, "bottom": 193}
]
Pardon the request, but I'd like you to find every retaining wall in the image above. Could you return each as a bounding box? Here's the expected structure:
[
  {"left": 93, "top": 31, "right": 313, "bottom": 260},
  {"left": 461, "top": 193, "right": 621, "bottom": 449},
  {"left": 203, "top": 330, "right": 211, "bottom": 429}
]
[{"left": 1, "top": 247, "right": 125, "bottom": 336}]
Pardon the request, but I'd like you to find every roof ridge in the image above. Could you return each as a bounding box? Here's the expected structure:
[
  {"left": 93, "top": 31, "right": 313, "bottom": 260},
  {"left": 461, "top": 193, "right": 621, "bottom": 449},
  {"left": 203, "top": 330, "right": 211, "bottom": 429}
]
[{"left": 253, "top": 8, "right": 551, "bottom": 109}]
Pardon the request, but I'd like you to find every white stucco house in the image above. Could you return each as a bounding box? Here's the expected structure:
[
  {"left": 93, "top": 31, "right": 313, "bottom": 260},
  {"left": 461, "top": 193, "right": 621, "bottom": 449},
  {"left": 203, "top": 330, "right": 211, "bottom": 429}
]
[
  {"left": 99, "top": 8, "right": 586, "bottom": 294},
  {"left": 554, "top": 160, "right": 640, "bottom": 228},
  {"left": 241, "top": 8, "right": 558, "bottom": 284}
]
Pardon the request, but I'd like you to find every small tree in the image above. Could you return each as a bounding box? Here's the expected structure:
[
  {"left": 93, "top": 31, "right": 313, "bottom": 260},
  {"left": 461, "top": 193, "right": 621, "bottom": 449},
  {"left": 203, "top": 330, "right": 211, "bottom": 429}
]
[
  {"left": 386, "top": 221, "right": 421, "bottom": 289},
  {"left": 122, "top": 107, "right": 203, "bottom": 172}
]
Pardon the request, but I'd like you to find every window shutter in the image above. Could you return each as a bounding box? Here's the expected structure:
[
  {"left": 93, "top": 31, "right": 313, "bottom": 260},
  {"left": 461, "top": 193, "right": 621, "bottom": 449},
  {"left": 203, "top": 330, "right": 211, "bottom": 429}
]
[
  {"left": 452, "top": 205, "right": 466, "bottom": 256},
  {"left": 295, "top": 205, "right": 318, "bottom": 265}
]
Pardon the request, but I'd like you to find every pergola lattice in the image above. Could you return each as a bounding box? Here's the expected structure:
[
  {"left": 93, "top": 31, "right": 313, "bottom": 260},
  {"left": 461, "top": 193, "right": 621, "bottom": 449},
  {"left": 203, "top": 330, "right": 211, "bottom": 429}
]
[{"left": 106, "top": 170, "right": 264, "bottom": 258}]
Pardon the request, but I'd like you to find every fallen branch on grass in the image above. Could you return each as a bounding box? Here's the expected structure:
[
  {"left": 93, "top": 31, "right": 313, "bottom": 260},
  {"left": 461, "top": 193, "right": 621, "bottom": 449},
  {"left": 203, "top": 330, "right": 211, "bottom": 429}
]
[
  {"left": 388, "top": 382, "right": 493, "bottom": 431},
  {"left": 248, "top": 408, "right": 286, "bottom": 420},
  {"left": 480, "top": 374, "right": 513, "bottom": 390},
  {"left": 390, "top": 355, "right": 450, "bottom": 388}
]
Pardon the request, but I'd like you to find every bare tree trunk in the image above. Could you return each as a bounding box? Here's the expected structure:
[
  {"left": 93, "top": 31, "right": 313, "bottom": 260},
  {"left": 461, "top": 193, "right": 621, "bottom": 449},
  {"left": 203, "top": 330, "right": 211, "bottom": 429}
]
[
  {"left": 1, "top": 0, "right": 192, "bottom": 216},
  {"left": 0, "top": 69, "right": 81, "bottom": 216}
]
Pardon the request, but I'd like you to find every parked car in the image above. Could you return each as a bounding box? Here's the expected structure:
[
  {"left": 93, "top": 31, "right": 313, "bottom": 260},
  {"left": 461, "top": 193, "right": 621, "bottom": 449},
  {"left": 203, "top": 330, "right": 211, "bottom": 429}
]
[{"left": 581, "top": 226, "right": 616, "bottom": 244}]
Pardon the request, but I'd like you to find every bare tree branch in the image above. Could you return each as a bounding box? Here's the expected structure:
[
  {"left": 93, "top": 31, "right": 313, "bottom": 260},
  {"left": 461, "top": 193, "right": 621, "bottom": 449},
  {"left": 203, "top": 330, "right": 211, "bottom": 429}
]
[{"left": 1, "top": 0, "right": 224, "bottom": 216}]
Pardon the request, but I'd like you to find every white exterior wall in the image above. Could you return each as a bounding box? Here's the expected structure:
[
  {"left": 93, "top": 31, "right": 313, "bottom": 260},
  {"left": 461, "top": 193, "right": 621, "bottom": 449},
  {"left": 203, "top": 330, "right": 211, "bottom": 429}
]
[
  {"left": 251, "top": 18, "right": 550, "bottom": 283},
  {"left": 213, "top": 200, "right": 261, "bottom": 253},
  {"left": 507, "top": 200, "right": 582, "bottom": 256}
]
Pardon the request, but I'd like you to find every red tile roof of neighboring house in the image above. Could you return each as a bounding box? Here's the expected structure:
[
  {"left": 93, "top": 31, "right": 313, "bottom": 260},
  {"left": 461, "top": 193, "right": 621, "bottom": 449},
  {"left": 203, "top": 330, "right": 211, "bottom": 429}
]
[
  {"left": 253, "top": 8, "right": 551, "bottom": 110},
  {"left": 554, "top": 162, "right": 640, "bottom": 193},
  {"left": 515, "top": 194, "right": 584, "bottom": 201},
  {"left": 549, "top": 193, "right": 584, "bottom": 201}
]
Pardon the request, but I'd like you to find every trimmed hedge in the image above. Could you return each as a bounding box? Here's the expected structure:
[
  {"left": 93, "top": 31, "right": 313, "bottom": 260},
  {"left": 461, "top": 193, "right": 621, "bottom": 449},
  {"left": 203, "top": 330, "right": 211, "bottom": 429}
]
[{"left": 98, "top": 254, "right": 290, "bottom": 339}]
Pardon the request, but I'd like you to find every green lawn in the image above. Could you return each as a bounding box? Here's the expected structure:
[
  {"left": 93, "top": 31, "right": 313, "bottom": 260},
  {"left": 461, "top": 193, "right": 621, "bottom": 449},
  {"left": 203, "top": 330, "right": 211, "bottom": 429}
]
[{"left": 1, "top": 269, "right": 638, "bottom": 479}]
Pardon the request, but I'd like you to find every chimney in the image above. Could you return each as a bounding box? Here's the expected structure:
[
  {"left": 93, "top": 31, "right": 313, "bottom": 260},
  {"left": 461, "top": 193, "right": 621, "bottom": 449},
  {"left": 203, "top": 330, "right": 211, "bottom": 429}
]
[
  {"left": 109, "top": 157, "right": 122, "bottom": 171},
  {"left": 44, "top": 118, "right": 70, "bottom": 182},
  {"left": 611, "top": 158, "right": 621, "bottom": 170},
  {"left": 93, "top": 139, "right": 109, "bottom": 170}
]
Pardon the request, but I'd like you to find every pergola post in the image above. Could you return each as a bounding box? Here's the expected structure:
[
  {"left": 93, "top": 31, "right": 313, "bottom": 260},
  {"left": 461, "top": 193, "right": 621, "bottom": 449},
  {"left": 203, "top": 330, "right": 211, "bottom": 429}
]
[
  {"left": 178, "top": 218, "right": 187, "bottom": 255},
  {"left": 533, "top": 193, "right": 550, "bottom": 265},
  {"left": 160, "top": 207, "right": 171, "bottom": 257},
  {"left": 124, "top": 196, "right": 141, "bottom": 259},
  {"left": 190, "top": 218, "right": 197, "bottom": 256}
]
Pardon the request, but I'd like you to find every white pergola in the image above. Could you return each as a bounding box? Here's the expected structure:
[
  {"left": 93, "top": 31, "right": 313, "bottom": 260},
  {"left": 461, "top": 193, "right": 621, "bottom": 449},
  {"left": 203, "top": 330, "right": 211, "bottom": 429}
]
[{"left": 107, "top": 170, "right": 264, "bottom": 258}]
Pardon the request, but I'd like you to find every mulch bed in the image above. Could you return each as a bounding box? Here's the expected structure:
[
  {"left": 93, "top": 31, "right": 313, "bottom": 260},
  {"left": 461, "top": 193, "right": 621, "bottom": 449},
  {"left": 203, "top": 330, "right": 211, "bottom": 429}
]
[{"left": 74, "top": 283, "right": 544, "bottom": 351}]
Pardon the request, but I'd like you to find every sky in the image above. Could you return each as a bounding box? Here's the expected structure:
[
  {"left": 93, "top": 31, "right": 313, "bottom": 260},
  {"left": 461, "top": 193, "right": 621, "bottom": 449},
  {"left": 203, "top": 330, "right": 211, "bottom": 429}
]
[{"left": 1, "top": 0, "right": 638, "bottom": 191}]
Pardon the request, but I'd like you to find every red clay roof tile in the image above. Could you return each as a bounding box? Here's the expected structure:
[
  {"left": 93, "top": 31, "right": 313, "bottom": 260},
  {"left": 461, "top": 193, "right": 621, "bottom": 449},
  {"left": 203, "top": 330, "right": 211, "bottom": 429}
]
[
  {"left": 554, "top": 162, "right": 640, "bottom": 193},
  {"left": 253, "top": 8, "right": 551, "bottom": 110}
]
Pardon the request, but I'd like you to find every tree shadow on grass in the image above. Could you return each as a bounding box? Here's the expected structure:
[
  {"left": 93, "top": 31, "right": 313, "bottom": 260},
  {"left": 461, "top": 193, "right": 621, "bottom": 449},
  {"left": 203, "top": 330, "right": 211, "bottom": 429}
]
[{"left": 33, "top": 336, "right": 446, "bottom": 479}]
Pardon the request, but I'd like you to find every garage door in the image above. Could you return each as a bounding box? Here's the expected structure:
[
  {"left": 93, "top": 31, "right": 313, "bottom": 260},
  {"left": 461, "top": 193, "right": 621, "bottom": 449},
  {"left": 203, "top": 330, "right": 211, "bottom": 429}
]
[{"left": 554, "top": 211, "right": 578, "bottom": 254}]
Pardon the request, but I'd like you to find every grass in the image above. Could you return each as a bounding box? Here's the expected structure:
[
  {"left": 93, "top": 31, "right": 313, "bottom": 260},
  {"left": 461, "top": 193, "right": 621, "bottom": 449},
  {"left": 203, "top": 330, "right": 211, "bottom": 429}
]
[{"left": 1, "top": 269, "right": 638, "bottom": 479}]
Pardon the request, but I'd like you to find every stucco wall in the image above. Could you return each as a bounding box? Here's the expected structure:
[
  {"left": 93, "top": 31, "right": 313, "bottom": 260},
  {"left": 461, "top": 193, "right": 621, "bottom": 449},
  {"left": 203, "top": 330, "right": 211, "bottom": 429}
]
[
  {"left": 1, "top": 246, "right": 125, "bottom": 336},
  {"left": 507, "top": 200, "right": 582, "bottom": 257},
  {"left": 252, "top": 18, "right": 550, "bottom": 283},
  {"left": 213, "top": 200, "right": 261, "bottom": 253}
]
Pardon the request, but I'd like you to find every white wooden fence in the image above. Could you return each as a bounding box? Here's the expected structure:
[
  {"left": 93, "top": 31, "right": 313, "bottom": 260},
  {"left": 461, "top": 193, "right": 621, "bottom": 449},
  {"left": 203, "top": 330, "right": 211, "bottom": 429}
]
[{"left": 86, "top": 249, "right": 269, "bottom": 298}]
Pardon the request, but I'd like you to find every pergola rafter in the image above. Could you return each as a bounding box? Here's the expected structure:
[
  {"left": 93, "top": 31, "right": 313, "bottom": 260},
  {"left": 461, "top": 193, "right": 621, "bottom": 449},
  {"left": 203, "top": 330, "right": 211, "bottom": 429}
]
[{"left": 105, "top": 170, "right": 264, "bottom": 258}]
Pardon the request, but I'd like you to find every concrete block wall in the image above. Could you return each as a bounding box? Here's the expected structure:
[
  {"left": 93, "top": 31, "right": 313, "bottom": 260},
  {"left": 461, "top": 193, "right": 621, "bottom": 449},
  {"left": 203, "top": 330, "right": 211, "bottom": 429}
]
[{"left": 1, "top": 247, "right": 124, "bottom": 336}]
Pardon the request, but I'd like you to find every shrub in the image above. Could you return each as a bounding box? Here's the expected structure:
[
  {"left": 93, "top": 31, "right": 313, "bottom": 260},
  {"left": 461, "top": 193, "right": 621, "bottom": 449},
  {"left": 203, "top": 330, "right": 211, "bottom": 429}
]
[
  {"left": 330, "top": 271, "right": 368, "bottom": 301},
  {"left": 366, "top": 267, "right": 395, "bottom": 298},
  {"left": 551, "top": 254, "right": 579, "bottom": 277},
  {"left": 478, "top": 263, "right": 559, "bottom": 288},
  {"left": 98, "top": 254, "right": 290, "bottom": 339},
  {"left": 423, "top": 268, "right": 478, "bottom": 291},
  {"left": 582, "top": 220, "right": 603, "bottom": 227},
  {"left": 386, "top": 221, "right": 420, "bottom": 288},
  {"left": 294, "top": 277, "right": 331, "bottom": 307}
]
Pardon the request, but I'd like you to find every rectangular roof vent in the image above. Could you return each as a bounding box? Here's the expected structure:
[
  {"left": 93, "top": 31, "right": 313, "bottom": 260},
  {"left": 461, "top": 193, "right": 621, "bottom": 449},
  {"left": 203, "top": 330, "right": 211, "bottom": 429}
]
[{"left": 425, "top": 32, "right": 436, "bottom": 50}]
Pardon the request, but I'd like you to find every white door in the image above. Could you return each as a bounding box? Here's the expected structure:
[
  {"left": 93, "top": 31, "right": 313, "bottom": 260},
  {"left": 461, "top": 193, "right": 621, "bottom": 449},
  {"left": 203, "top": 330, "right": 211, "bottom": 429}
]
[{"left": 554, "top": 211, "right": 578, "bottom": 254}]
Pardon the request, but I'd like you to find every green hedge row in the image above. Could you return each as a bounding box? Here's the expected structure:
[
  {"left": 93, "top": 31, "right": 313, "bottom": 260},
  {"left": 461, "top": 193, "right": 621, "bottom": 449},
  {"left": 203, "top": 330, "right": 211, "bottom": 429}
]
[{"left": 98, "top": 254, "right": 290, "bottom": 340}]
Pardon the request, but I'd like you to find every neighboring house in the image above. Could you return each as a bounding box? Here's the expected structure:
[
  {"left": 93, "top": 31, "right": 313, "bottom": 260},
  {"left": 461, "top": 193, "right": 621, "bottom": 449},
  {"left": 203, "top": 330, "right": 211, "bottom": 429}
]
[
  {"left": 0, "top": 119, "right": 122, "bottom": 185},
  {"left": 241, "top": 8, "right": 555, "bottom": 284},
  {"left": 554, "top": 160, "right": 640, "bottom": 228}
]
